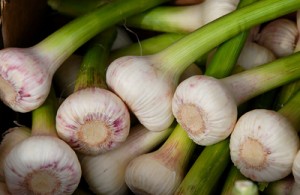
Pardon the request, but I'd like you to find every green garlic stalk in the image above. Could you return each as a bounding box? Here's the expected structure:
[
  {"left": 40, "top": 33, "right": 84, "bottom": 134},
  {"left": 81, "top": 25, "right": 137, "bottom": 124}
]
[{"left": 0, "top": 0, "right": 169, "bottom": 113}]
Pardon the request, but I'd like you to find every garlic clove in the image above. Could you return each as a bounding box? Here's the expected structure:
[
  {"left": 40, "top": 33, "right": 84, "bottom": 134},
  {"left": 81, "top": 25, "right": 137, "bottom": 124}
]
[
  {"left": 4, "top": 136, "right": 82, "bottom": 195},
  {"left": 230, "top": 109, "right": 299, "bottom": 182},
  {"left": 172, "top": 75, "right": 237, "bottom": 145},
  {"left": 255, "top": 18, "right": 298, "bottom": 57},
  {"left": 56, "top": 87, "right": 130, "bottom": 155},
  {"left": 106, "top": 56, "right": 175, "bottom": 132},
  {"left": 0, "top": 47, "right": 52, "bottom": 112}
]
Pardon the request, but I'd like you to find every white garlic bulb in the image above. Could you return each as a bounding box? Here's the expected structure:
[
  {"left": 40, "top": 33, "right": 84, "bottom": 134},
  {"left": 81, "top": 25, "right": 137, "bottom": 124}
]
[
  {"left": 106, "top": 56, "right": 175, "bottom": 132},
  {"left": 4, "top": 136, "right": 82, "bottom": 195},
  {"left": 172, "top": 75, "right": 237, "bottom": 145},
  {"left": 230, "top": 109, "right": 299, "bottom": 182}
]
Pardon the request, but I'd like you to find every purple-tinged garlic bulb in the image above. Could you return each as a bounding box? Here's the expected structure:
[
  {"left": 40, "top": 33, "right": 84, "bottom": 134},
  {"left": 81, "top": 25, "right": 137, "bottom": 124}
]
[
  {"left": 4, "top": 136, "right": 82, "bottom": 195},
  {"left": 56, "top": 87, "right": 130, "bottom": 155}
]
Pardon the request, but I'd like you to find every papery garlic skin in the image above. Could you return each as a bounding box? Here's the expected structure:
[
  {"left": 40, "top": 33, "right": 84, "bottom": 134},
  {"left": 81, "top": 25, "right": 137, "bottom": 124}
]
[
  {"left": 56, "top": 87, "right": 130, "bottom": 155},
  {"left": 172, "top": 75, "right": 237, "bottom": 145},
  {"left": 230, "top": 109, "right": 299, "bottom": 182},
  {"left": 106, "top": 56, "right": 175, "bottom": 132},
  {"left": 0, "top": 48, "right": 52, "bottom": 112},
  {"left": 255, "top": 18, "right": 298, "bottom": 57},
  {"left": 4, "top": 136, "right": 81, "bottom": 195},
  {"left": 125, "top": 154, "right": 183, "bottom": 195}
]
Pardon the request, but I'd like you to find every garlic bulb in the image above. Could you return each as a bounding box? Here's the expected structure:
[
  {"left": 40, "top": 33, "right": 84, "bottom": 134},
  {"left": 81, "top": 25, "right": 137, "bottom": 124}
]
[
  {"left": 106, "top": 55, "right": 176, "bottom": 131},
  {"left": 81, "top": 124, "right": 173, "bottom": 195},
  {"left": 4, "top": 136, "right": 82, "bottom": 195},
  {"left": 237, "top": 41, "right": 276, "bottom": 70},
  {"left": 255, "top": 18, "right": 298, "bottom": 57},
  {"left": 0, "top": 126, "right": 31, "bottom": 181},
  {"left": 230, "top": 109, "right": 299, "bottom": 182},
  {"left": 172, "top": 75, "right": 237, "bottom": 145},
  {"left": 124, "top": 124, "right": 195, "bottom": 195},
  {"left": 56, "top": 87, "right": 130, "bottom": 155},
  {"left": 0, "top": 47, "right": 53, "bottom": 112}
]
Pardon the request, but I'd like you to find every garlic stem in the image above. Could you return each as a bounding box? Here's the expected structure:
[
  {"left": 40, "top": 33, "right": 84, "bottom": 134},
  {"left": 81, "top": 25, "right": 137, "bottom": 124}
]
[
  {"left": 175, "top": 139, "right": 230, "bottom": 195},
  {"left": 0, "top": 127, "right": 31, "bottom": 182},
  {"left": 126, "top": 0, "right": 239, "bottom": 33},
  {"left": 232, "top": 180, "right": 259, "bottom": 195},
  {"left": 275, "top": 79, "right": 300, "bottom": 110},
  {"left": 74, "top": 28, "right": 117, "bottom": 91},
  {"left": 220, "top": 165, "right": 247, "bottom": 195},
  {"left": 107, "top": 0, "right": 300, "bottom": 132},
  {"left": 277, "top": 90, "right": 300, "bottom": 130},
  {"left": 125, "top": 124, "right": 196, "bottom": 195},
  {"left": 3, "top": 89, "right": 82, "bottom": 194},
  {"left": 0, "top": 0, "right": 169, "bottom": 113},
  {"left": 56, "top": 28, "right": 131, "bottom": 155},
  {"left": 81, "top": 123, "right": 174, "bottom": 195},
  {"left": 109, "top": 33, "right": 184, "bottom": 62}
]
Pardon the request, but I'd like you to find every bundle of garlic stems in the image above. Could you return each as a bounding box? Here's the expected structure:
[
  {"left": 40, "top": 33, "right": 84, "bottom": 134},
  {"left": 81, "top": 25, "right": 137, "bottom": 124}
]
[
  {"left": 230, "top": 89, "right": 300, "bottom": 183},
  {"left": 0, "top": 0, "right": 169, "bottom": 113},
  {"left": 123, "top": 0, "right": 254, "bottom": 193},
  {"left": 56, "top": 27, "right": 131, "bottom": 155},
  {"left": 124, "top": 124, "right": 196, "bottom": 195},
  {"left": 3, "top": 89, "right": 82, "bottom": 194},
  {"left": 0, "top": 126, "right": 30, "bottom": 182},
  {"left": 125, "top": 0, "right": 240, "bottom": 33},
  {"left": 106, "top": 0, "right": 300, "bottom": 132},
  {"left": 81, "top": 123, "right": 174, "bottom": 195}
]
